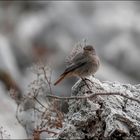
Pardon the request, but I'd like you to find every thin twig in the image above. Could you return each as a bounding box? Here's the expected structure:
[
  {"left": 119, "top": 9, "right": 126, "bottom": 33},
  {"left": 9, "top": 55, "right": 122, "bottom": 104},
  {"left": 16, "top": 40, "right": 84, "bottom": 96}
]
[
  {"left": 46, "top": 91, "right": 140, "bottom": 104},
  {"left": 34, "top": 97, "right": 47, "bottom": 109},
  {"left": 40, "top": 108, "right": 48, "bottom": 129},
  {"left": 34, "top": 107, "right": 44, "bottom": 113},
  {"left": 16, "top": 105, "right": 22, "bottom": 125},
  {"left": 36, "top": 128, "right": 58, "bottom": 135},
  {"left": 41, "top": 66, "right": 53, "bottom": 94}
]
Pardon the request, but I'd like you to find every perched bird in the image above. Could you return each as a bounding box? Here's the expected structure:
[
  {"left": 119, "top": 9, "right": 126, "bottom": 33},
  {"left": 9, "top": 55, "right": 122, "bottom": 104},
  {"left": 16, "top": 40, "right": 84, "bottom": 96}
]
[{"left": 54, "top": 45, "right": 100, "bottom": 85}]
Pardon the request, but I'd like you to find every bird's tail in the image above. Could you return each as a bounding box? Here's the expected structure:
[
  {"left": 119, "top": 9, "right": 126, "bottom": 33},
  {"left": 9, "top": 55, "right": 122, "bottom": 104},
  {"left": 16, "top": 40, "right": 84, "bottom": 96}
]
[{"left": 54, "top": 74, "right": 66, "bottom": 86}]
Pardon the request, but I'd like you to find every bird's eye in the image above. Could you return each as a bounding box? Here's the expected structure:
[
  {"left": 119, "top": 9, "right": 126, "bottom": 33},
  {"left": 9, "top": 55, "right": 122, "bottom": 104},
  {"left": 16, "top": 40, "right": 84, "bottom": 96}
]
[{"left": 83, "top": 46, "right": 94, "bottom": 51}]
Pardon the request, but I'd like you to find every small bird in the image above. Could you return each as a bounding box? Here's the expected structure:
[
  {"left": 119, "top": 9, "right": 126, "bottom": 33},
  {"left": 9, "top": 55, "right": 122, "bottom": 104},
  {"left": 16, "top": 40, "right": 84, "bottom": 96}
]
[{"left": 54, "top": 45, "right": 100, "bottom": 86}]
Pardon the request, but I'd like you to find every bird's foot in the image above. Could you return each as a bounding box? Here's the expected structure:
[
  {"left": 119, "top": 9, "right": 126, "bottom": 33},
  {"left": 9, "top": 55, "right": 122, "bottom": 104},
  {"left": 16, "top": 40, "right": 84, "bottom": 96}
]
[
  {"left": 81, "top": 78, "right": 91, "bottom": 90},
  {"left": 84, "top": 78, "right": 95, "bottom": 85}
]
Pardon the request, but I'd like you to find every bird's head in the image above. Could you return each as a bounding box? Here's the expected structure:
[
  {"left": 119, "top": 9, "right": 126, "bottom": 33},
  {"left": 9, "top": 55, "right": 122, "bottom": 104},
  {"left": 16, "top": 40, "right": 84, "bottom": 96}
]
[{"left": 83, "top": 45, "right": 96, "bottom": 54}]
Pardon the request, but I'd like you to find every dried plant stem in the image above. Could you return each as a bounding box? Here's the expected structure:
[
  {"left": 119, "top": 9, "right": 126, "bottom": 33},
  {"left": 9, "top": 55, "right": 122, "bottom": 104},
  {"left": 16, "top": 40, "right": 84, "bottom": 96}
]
[
  {"left": 46, "top": 91, "right": 140, "bottom": 104},
  {"left": 40, "top": 128, "right": 58, "bottom": 135},
  {"left": 41, "top": 67, "right": 53, "bottom": 94},
  {"left": 34, "top": 128, "right": 58, "bottom": 135},
  {"left": 34, "top": 97, "right": 47, "bottom": 109}
]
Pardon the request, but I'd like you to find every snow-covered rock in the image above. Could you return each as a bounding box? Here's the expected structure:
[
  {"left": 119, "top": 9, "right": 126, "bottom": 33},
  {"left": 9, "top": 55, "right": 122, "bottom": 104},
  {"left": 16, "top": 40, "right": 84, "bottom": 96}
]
[{"left": 59, "top": 77, "right": 140, "bottom": 139}]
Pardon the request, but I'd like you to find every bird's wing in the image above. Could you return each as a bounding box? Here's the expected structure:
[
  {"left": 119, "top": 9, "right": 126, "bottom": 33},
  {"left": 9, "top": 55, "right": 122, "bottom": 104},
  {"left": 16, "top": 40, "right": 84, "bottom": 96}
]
[
  {"left": 63, "top": 53, "right": 88, "bottom": 75},
  {"left": 63, "top": 61, "right": 86, "bottom": 75},
  {"left": 72, "top": 53, "right": 84, "bottom": 63}
]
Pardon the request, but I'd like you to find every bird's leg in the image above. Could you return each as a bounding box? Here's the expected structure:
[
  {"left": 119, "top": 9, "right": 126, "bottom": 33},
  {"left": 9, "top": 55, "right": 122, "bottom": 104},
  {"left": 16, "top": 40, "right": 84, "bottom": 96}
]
[
  {"left": 84, "top": 75, "right": 95, "bottom": 85},
  {"left": 81, "top": 77, "right": 91, "bottom": 90}
]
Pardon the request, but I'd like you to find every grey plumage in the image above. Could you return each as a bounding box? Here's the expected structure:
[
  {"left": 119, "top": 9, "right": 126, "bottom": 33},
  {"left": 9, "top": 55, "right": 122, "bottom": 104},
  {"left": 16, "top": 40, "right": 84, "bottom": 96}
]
[{"left": 54, "top": 45, "right": 100, "bottom": 85}]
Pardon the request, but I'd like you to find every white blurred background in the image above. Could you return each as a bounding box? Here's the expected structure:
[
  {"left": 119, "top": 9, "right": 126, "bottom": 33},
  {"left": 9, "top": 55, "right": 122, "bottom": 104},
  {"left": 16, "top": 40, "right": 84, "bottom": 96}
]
[{"left": 0, "top": 1, "right": 140, "bottom": 139}]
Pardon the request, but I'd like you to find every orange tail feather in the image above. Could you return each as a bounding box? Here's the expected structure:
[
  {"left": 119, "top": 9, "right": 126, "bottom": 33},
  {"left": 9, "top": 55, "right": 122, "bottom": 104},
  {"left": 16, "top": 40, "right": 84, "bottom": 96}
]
[{"left": 54, "top": 74, "right": 66, "bottom": 86}]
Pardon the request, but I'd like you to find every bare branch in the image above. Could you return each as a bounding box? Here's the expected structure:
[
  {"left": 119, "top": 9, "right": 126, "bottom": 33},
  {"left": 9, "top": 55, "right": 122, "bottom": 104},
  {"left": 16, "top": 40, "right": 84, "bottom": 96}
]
[{"left": 46, "top": 91, "right": 140, "bottom": 104}]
